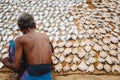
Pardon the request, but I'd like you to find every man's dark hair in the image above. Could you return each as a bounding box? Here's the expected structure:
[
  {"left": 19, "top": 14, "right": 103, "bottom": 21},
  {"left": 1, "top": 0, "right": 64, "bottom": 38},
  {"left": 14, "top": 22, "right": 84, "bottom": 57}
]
[{"left": 17, "top": 13, "right": 36, "bottom": 31}]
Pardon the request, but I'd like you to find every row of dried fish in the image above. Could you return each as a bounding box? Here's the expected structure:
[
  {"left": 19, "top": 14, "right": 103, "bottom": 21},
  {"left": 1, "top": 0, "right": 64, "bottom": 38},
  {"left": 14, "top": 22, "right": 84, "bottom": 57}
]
[
  {"left": 54, "top": 62, "right": 120, "bottom": 73},
  {"left": 52, "top": 51, "right": 120, "bottom": 64},
  {"left": 54, "top": 41, "right": 119, "bottom": 49}
]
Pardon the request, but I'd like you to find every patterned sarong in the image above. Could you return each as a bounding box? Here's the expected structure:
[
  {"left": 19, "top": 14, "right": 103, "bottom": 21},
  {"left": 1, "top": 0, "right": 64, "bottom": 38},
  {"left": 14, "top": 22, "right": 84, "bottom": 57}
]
[
  {"left": 20, "top": 71, "right": 52, "bottom": 80},
  {"left": 20, "top": 64, "right": 52, "bottom": 80}
]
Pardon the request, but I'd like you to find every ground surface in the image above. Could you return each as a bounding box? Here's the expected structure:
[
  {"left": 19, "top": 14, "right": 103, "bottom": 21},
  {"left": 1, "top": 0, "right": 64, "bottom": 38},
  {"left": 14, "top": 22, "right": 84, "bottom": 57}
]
[
  {"left": 0, "top": 73, "right": 120, "bottom": 80},
  {"left": 55, "top": 74, "right": 120, "bottom": 80},
  {"left": 0, "top": 68, "right": 120, "bottom": 80}
]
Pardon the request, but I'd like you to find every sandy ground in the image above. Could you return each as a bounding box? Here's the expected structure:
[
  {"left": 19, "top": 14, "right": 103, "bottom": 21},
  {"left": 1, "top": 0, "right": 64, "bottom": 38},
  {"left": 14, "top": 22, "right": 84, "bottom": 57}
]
[
  {"left": 0, "top": 73, "right": 120, "bottom": 80},
  {"left": 0, "top": 68, "right": 120, "bottom": 80},
  {"left": 55, "top": 74, "right": 120, "bottom": 80}
]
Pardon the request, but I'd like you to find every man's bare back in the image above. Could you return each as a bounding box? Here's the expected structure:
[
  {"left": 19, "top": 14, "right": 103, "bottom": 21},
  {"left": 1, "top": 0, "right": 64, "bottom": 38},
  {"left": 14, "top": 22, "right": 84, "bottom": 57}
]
[{"left": 17, "top": 31, "right": 52, "bottom": 65}]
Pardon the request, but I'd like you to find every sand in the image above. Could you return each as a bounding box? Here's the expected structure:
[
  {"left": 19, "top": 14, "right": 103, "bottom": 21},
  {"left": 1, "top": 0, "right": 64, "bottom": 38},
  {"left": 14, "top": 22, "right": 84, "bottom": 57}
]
[{"left": 0, "top": 73, "right": 120, "bottom": 80}]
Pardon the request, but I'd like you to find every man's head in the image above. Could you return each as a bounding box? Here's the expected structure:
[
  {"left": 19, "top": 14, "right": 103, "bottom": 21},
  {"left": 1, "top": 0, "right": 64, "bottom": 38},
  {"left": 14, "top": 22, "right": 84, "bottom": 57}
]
[{"left": 17, "top": 13, "right": 36, "bottom": 33}]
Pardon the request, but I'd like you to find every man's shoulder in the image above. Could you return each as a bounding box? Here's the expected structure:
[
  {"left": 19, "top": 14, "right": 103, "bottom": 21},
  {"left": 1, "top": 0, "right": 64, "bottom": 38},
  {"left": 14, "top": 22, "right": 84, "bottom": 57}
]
[
  {"left": 38, "top": 32, "right": 46, "bottom": 36},
  {"left": 39, "top": 33, "right": 49, "bottom": 41},
  {"left": 15, "top": 35, "right": 25, "bottom": 43}
]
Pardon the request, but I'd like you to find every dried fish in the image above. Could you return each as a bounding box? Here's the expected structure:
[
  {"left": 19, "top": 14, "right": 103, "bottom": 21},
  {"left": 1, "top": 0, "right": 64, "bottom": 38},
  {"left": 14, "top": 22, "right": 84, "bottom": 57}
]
[
  {"left": 63, "top": 63, "right": 70, "bottom": 72},
  {"left": 109, "top": 50, "right": 118, "bottom": 57},
  {"left": 78, "top": 61, "right": 88, "bottom": 71},
  {"left": 65, "top": 56, "right": 72, "bottom": 63},
  {"left": 84, "top": 45, "right": 91, "bottom": 52},
  {"left": 0, "top": 62, "right": 3, "bottom": 69},
  {"left": 99, "top": 51, "right": 108, "bottom": 59},
  {"left": 73, "top": 55, "right": 80, "bottom": 64},
  {"left": 98, "top": 57, "right": 105, "bottom": 63},
  {"left": 59, "top": 55, "right": 65, "bottom": 63},
  {"left": 71, "top": 64, "right": 78, "bottom": 71},
  {"left": 52, "top": 56, "right": 59, "bottom": 64},
  {"left": 96, "top": 63, "right": 103, "bottom": 70},
  {"left": 65, "top": 41, "right": 72, "bottom": 47},
  {"left": 112, "top": 65, "right": 120, "bottom": 73},
  {"left": 93, "top": 44, "right": 102, "bottom": 52},
  {"left": 73, "top": 41, "right": 79, "bottom": 47},
  {"left": 86, "top": 65, "right": 94, "bottom": 73},
  {"left": 55, "top": 63, "right": 63, "bottom": 72},
  {"left": 105, "top": 56, "right": 113, "bottom": 64},
  {"left": 63, "top": 48, "right": 72, "bottom": 56},
  {"left": 58, "top": 42, "right": 66, "bottom": 47},
  {"left": 78, "top": 49, "right": 86, "bottom": 58},
  {"left": 72, "top": 48, "right": 78, "bottom": 54},
  {"left": 104, "top": 64, "right": 111, "bottom": 72},
  {"left": 110, "top": 36, "right": 119, "bottom": 43},
  {"left": 86, "top": 56, "right": 96, "bottom": 64}
]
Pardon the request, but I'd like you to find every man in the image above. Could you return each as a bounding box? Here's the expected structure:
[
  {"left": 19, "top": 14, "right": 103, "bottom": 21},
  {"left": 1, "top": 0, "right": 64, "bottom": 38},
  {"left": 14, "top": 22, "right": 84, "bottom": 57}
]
[{"left": 2, "top": 13, "right": 54, "bottom": 80}]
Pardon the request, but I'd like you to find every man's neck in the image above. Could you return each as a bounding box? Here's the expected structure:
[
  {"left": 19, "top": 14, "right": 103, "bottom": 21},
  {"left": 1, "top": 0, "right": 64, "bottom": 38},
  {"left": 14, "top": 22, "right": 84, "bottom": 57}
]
[{"left": 23, "top": 28, "right": 35, "bottom": 34}]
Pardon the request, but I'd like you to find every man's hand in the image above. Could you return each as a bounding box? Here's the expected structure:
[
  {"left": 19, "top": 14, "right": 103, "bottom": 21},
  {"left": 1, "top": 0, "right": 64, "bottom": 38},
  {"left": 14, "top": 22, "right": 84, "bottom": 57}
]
[
  {"left": 1, "top": 57, "right": 16, "bottom": 71},
  {"left": 2, "top": 57, "right": 10, "bottom": 66}
]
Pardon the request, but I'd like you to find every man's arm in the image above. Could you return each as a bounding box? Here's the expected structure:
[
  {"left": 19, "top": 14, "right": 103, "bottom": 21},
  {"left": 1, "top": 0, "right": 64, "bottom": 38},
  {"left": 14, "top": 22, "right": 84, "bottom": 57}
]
[
  {"left": 43, "top": 33, "right": 54, "bottom": 53},
  {"left": 2, "top": 37, "right": 23, "bottom": 72},
  {"left": 49, "top": 42, "right": 54, "bottom": 53}
]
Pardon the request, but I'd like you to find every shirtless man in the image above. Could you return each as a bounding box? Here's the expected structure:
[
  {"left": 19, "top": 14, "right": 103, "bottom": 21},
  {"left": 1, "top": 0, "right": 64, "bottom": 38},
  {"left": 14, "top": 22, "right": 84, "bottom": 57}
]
[{"left": 2, "top": 13, "right": 54, "bottom": 80}]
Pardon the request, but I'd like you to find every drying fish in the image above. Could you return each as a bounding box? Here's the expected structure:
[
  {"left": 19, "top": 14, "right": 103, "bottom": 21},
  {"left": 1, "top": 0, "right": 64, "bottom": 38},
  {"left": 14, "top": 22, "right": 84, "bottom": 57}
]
[
  {"left": 99, "top": 51, "right": 108, "bottom": 59},
  {"left": 102, "top": 45, "right": 109, "bottom": 51},
  {"left": 86, "top": 56, "right": 96, "bottom": 64},
  {"left": 7, "top": 35, "right": 14, "bottom": 42},
  {"left": 84, "top": 45, "right": 91, "bottom": 52},
  {"left": 1, "top": 48, "right": 8, "bottom": 54},
  {"left": 0, "top": 62, "right": 3, "bottom": 69},
  {"left": 78, "top": 49, "right": 86, "bottom": 58},
  {"left": 98, "top": 57, "right": 105, "bottom": 63},
  {"left": 104, "top": 64, "right": 112, "bottom": 72},
  {"left": 109, "top": 44, "right": 117, "bottom": 50},
  {"left": 63, "top": 48, "right": 72, "bottom": 56},
  {"left": 111, "top": 57, "right": 119, "bottom": 64},
  {"left": 59, "top": 55, "right": 65, "bottom": 63},
  {"left": 96, "top": 63, "right": 103, "bottom": 70},
  {"left": 110, "top": 36, "right": 119, "bottom": 43},
  {"left": 52, "top": 56, "right": 59, "bottom": 64},
  {"left": 85, "top": 39, "right": 93, "bottom": 46},
  {"left": 72, "top": 48, "right": 78, "bottom": 54},
  {"left": 86, "top": 64, "right": 94, "bottom": 73},
  {"left": 65, "top": 41, "right": 72, "bottom": 47},
  {"left": 112, "top": 65, "right": 120, "bottom": 73},
  {"left": 54, "top": 63, "right": 63, "bottom": 72},
  {"left": 103, "top": 37, "right": 110, "bottom": 44},
  {"left": 65, "top": 56, "right": 72, "bottom": 63},
  {"left": 80, "top": 40, "right": 86, "bottom": 47},
  {"left": 118, "top": 54, "right": 120, "bottom": 62},
  {"left": 52, "top": 42, "right": 58, "bottom": 48},
  {"left": 59, "top": 48, "right": 64, "bottom": 53},
  {"left": 93, "top": 44, "right": 102, "bottom": 52},
  {"left": 54, "top": 48, "right": 59, "bottom": 54},
  {"left": 99, "top": 28, "right": 106, "bottom": 34},
  {"left": 109, "top": 50, "right": 118, "bottom": 57},
  {"left": 63, "top": 63, "right": 70, "bottom": 72},
  {"left": 73, "top": 55, "right": 81, "bottom": 64},
  {"left": 58, "top": 42, "right": 66, "bottom": 47},
  {"left": 105, "top": 56, "right": 113, "bottom": 64},
  {"left": 78, "top": 61, "right": 88, "bottom": 71},
  {"left": 73, "top": 41, "right": 79, "bottom": 47},
  {"left": 71, "top": 64, "right": 78, "bottom": 71},
  {"left": 89, "top": 50, "right": 96, "bottom": 57}
]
